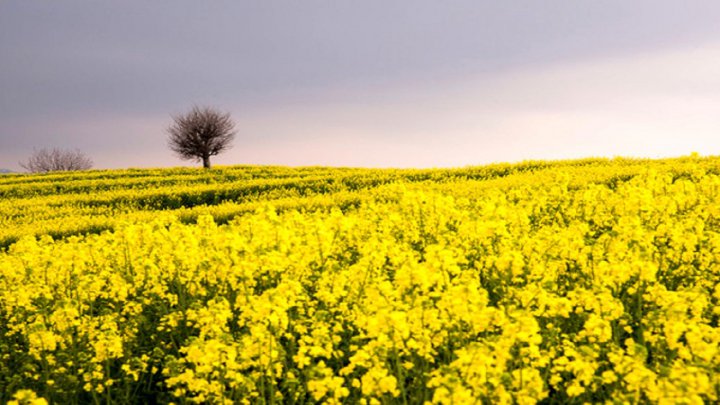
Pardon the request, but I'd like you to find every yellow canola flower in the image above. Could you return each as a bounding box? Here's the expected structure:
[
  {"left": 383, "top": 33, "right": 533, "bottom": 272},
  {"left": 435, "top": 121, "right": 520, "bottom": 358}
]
[
  {"left": 7, "top": 390, "right": 48, "bottom": 405},
  {"left": 0, "top": 157, "right": 719, "bottom": 404}
]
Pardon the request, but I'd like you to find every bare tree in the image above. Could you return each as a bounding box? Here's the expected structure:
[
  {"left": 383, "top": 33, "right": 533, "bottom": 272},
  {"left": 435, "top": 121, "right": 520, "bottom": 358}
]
[
  {"left": 167, "top": 106, "right": 236, "bottom": 169},
  {"left": 20, "top": 148, "right": 93, "bottom": 173}
]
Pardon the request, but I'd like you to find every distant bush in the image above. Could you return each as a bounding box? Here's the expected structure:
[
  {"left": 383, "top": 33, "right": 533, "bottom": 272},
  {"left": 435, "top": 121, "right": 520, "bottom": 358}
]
[{"left": 20, "top": 148, "right": 93, "bottom": 173}]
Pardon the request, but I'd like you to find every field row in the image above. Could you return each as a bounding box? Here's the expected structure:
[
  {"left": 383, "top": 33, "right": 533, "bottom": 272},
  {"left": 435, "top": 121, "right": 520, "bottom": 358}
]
[{"left": 0, "top": 157, "right": 709, "bottom": 249}]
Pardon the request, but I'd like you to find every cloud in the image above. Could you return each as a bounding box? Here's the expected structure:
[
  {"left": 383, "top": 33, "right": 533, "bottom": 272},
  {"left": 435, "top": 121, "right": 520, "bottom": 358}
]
[
  {"left": 3, "top": 2, "right": 720, "bottom": 169},
  {"left": 217, "top": 42, "right": 720, "bottom": 167},
  {"left": 4, "top": 41, "right": 720, "bottom": 170}
]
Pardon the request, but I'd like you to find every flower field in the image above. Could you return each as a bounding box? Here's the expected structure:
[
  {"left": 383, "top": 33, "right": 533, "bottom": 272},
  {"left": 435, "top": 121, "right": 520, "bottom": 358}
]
[{"left": 1, "top": 157, "right": 719, "bottom": 404}]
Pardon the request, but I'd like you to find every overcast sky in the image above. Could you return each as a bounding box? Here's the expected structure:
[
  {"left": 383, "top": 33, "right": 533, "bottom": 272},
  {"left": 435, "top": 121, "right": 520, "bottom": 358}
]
[{"left": 2, "top": 1, "right": 720, "bottom": 170}]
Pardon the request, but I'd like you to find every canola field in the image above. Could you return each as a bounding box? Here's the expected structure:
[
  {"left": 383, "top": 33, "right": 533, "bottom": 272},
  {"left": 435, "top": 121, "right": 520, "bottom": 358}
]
[{"left": 1, "top": 157, "right": 719, "bottom": 404}]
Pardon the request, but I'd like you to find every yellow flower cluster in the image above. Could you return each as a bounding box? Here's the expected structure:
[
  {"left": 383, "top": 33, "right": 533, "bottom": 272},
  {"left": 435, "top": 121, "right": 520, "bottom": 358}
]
[{"left": 1, "top": 155, "right": 719, "bottom": 403}]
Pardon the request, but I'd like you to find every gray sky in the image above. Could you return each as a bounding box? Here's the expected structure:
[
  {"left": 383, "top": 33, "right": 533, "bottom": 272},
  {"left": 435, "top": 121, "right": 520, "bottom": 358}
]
[{"left": 3, "top": 1, "right": 720, "bottom": 170}]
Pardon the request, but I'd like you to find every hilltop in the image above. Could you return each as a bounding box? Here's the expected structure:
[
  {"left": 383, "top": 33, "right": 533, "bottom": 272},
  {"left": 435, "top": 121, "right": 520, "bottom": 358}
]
[{"left": 0, "top": 155, "right": 714, "bottom": 249}]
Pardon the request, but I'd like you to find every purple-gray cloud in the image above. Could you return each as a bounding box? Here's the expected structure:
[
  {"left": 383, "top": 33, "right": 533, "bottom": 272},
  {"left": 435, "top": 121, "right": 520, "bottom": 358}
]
[{"left": 2, "top": 1, "right": 720, "bottom": 170}]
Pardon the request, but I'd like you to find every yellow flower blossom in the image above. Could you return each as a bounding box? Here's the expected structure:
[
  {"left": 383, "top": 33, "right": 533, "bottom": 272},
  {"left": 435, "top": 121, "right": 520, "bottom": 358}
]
[{"left": 1, "top": 157, "right": 720, "bottom": 403}]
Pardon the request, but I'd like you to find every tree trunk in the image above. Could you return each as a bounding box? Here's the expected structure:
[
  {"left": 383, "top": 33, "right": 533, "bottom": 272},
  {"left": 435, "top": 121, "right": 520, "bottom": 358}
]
[{"left": 202, "top": 155, "right": 211, "bottom": 169}]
